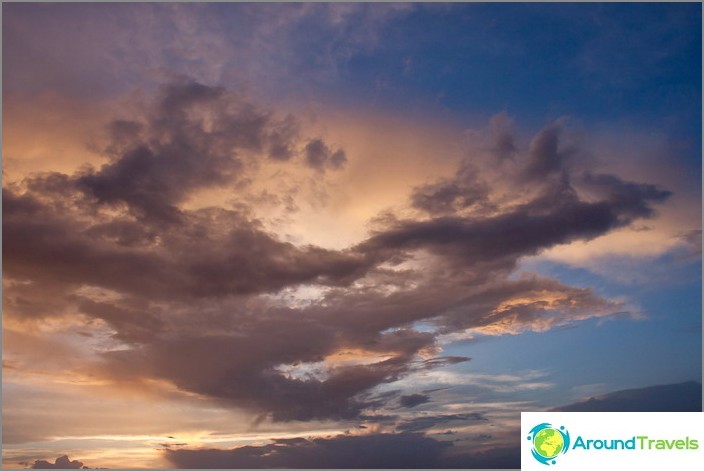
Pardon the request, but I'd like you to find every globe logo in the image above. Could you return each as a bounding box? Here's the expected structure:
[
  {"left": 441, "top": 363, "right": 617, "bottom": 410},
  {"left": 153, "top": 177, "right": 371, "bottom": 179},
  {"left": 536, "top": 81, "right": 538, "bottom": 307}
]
[{"left": 527, "top": 423, "right": 570, "bottom": 465}]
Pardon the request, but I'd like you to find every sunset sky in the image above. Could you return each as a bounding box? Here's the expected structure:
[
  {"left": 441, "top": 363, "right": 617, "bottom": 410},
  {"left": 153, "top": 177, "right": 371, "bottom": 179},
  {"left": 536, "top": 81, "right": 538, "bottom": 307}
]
[{"left": 2, "top": 2, "right": 702, "bottom": 469}]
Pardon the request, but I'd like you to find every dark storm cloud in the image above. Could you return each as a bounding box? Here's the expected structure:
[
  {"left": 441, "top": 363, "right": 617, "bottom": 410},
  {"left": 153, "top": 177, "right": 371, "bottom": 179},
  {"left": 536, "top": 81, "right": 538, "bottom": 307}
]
[
  {"left": 362, "top": 123, "right": 671, "bottom": 266},
  {"left": 165, "top": 432, "right": 521, "bottom": 469},
  {"left": 31, "top": 455, "right": 86, "bottom": 469},
  {"left": 165, "top": 433, "right": 451, "bottom": 468},
  {"left": 101, "top": 327, "right": 443, "bottom": 421},
  {"left": 366, "top": 181, "right": 669, "bottom": 267},
  {"left": 552, "top": 381, "right": 702, "bottom": 412},
  {"left": 2, "top": 189, "right": 374, "bottom": 301},
  {"left": 70, "top": 79, "right": 344, "bottom": 222},
  {"left": 76, "top": 299, "right": 164, "bottom": 344},
  {"left": 2, "top": 80, "right": 673, "bottom": 425},
  {"left": 410, "top": 173, "right": 489, "bottom": 216},
  {"left": 410, "top": 146, "right": 492, "bottom": 217},
  {"left": 5, "top": 81, "right": 367, "bottom": 299},
  {"left": 578, "top": 172, "right": 672, "bottom": 220},
  {"left": 76, "top": 80, "right": 287, "bottom": 221},
  {"left": 522, "top": 122, "right": 567, "bottom": 180},
  {"left": 457, "top": 114, "right": 565, "bottom": 199},
  {"left": 399, "top": 393, "right": 431, "bottom": 408},
  {"left": 304, "top": 138, "right": 347, "bottom": 171}
]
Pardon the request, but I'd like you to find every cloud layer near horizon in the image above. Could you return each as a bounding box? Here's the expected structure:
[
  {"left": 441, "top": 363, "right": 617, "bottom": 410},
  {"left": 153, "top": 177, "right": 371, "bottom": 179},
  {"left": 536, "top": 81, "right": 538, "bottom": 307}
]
[
  {"left": 164, "top": 432, "right": 522, "bottom": 469},
  {"left": 2, "top": 79, "right": 673, "bottom": 427},
  {"left": 25, "top": 381, "right": 700, "bottom": 469},
  {"left": 552, "top": 381, "right": 702, "bottom": 412}
]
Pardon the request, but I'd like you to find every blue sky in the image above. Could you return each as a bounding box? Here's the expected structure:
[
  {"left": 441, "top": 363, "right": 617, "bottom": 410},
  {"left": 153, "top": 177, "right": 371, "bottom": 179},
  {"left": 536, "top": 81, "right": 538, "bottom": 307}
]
[
  {"left": 234, "top": 3, "right": 701, "bottom": 151},
  {"left": 2, "top": 2, "right": 701, "bottom": 469}
]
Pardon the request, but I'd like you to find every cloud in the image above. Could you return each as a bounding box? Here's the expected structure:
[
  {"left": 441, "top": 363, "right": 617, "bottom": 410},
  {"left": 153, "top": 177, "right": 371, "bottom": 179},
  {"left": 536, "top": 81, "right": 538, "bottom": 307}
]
[
  {"left": 2, "top": 79, "right": 672, "bottom": 425},
  {"left": 674, "top": 229, "right": 702, "bottom": 261},
  {"left": 3, "top": 80, "right": 376, "bottom": 306},
  {"left": 4, "top": 185, "right": 371, "bottom": 306},
  {"left": 2, "top": 3, "right": 417, "bottom": 102},
  {"left": 166, "top": 432, "right": 449, "bottom": 469},
  {"left": 31, "top": 455, "right": 86, "bottom": 469},
  {"left": 521, "top": 121, "right": 568, "bottom": 180},
  {"left": 359, "top": 121, "right": 670, "bottom": 289},
  {"left": 410, "top": 170, "right": 490, "bottom": 216},
  {"left": 421, "top": 356, "right": 471, "bottom": 368},
  {"left": 365, "top": 178, "right": 669, "bottom": 269},
  {"left": 552, "top": 381, "right": 702, "bottom": 412},
  {"left": 304, "top": 139, "right": 347, "bottom": 171},
  {"left": 165, "top": 431, "right": 522, "bottom": 469},
  {"left": 395, "top": 413, "right": 487, "bottom": 432},
  {"left": 101, "top": 330, "right": 442, "bottom": 422},
  {"left": 399, "top": 393, "right": 431, "bottom": 408},
  {"left": 75, "top": 80, "right": 327, "bottom": 221}
]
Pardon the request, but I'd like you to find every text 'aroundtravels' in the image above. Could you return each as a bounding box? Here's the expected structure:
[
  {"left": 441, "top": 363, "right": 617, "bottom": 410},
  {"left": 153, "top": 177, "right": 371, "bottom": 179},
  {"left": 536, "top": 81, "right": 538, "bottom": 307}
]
[{"left": 572, "top": 436, "right": 699, "bottom": 451}]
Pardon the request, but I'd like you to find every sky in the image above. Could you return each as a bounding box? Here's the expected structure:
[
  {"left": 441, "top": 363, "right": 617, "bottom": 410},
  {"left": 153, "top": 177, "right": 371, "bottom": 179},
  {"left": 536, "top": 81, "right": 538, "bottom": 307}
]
[{"left": 1, "top": 2, "right": 702, "bottom": 469}]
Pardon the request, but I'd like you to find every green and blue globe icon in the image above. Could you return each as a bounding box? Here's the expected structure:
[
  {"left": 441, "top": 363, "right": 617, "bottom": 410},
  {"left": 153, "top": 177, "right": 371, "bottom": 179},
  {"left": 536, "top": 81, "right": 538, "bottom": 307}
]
[{"left": 527, "top": 423, "right": 570, "bottom": 465}]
